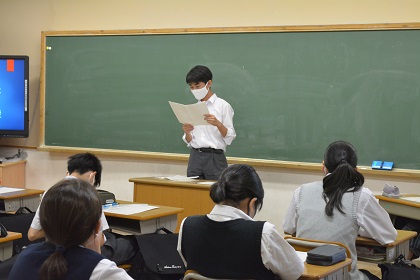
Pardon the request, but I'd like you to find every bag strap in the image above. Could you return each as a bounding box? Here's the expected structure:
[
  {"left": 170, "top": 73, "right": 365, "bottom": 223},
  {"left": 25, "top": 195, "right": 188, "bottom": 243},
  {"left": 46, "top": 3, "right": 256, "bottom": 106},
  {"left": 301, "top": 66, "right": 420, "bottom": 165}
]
[
  {"left": 15, "top": 207, "right": 34, "bottom": 215},
  {"left": 154, "top": 226, "right": 173, "bottom": 234},
  {"left": 394, "top": 254, "right": 419, "bottom": 268}
]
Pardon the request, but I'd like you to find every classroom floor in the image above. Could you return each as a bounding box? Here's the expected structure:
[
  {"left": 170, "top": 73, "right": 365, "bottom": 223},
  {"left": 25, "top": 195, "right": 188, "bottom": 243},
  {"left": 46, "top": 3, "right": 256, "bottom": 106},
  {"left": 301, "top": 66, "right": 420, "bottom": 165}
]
[
  {"left": 358, "top": 261, "right": 382, "bottom": 278},
  {"left": 358, "top": 258, "right": 420, "bottom": 278}
]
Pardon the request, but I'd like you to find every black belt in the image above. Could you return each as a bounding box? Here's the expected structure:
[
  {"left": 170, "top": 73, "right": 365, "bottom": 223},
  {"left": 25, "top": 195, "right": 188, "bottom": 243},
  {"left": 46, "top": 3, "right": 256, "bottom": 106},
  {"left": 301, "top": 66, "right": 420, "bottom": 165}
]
[{"left": 193, "top": 147, "right": 224, "bottom": 154}]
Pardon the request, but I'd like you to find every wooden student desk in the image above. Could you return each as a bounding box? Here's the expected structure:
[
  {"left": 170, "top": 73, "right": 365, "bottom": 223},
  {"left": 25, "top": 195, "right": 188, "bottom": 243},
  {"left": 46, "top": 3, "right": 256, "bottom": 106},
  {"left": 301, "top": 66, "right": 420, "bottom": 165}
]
[
  {"left": 300, "top": 259, "right": 352, "bottom": 280},
  {"left": 129, "top": 177, "right": 215, "bottom": 231},
  {"left": 0, "top": 231, "right": 22, "bottom": 261},
  {"left": 285, "top": 237, "right": 352, "bottom": 280},
  {"left": 103, "top": 200, "right": 183, "bottom": 234},
  {"left": 356, "top": 229, "right": 417, "bottom": 263},
  {"left": 0, "top": 187, "right": 44, "bottom": 212},
  {"left": 376, "top": 194, "right": 420, "bottom": 220}
]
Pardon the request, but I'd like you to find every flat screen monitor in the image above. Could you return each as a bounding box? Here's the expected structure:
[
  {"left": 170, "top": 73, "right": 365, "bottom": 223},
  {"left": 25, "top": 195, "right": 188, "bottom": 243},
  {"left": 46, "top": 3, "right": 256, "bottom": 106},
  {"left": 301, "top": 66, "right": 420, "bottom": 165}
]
[{"left": 0, "top": 55, "right": 29, "bottom": 138}]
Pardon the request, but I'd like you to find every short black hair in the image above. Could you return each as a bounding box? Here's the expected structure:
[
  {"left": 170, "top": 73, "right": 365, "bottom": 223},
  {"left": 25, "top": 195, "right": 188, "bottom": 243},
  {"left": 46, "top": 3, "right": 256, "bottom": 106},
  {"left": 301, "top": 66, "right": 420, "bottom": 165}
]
[
  {"left": 67, "top": 153, "right": 102, "bottom": 187},
  {"left": 186, "top": 65, "right": 213, "bottom": 84}
]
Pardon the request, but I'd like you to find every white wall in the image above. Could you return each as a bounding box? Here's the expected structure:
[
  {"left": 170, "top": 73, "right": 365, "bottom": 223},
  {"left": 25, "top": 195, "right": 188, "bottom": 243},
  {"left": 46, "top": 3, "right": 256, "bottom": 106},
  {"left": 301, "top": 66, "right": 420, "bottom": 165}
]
[{"left": 1, "top": 0, "right": 420, "bottom": 231}]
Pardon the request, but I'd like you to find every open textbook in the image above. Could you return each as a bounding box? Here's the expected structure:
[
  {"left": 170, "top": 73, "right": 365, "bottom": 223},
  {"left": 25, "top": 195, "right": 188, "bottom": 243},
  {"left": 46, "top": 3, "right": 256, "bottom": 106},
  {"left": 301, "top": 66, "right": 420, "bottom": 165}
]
[{"left": 169, "top": 101, "right": 210, "bottom": 125}]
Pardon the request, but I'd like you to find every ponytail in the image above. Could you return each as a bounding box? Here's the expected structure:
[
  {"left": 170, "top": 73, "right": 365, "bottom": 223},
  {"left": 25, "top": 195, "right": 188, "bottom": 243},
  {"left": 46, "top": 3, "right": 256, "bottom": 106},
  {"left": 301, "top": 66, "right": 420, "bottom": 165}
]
[
  {"left": 322, "top": 141, "right": 364, "bottom": 216},
  {"left": 39, "top": 245, "right": 68, "bottom": 280}
]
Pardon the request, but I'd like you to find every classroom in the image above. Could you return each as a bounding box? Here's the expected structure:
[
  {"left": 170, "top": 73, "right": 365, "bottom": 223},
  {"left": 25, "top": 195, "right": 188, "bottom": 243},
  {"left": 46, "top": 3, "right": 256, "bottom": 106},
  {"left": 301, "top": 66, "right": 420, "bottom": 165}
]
[{"left": 1, "top": 0, "right": 420, "bottom": 265}]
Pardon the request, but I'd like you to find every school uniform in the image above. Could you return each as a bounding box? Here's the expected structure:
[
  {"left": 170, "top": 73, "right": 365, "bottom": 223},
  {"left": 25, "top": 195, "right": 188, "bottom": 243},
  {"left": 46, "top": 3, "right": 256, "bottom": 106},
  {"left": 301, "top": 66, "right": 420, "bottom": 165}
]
[
  {"left": 9, "top": 242, "right": 133, "bottom": 280},
  {"left": 283, "top": 181, "right": 397, "bottom": 280},
  {"left": 178, "top": 204, "right": 304, "bottom": 280},
  {"left": 183, "top": 94, "right": 236, "bottom": 180},
  {"left": 30, "top": 176, "right": 136, "bottom": 265}
]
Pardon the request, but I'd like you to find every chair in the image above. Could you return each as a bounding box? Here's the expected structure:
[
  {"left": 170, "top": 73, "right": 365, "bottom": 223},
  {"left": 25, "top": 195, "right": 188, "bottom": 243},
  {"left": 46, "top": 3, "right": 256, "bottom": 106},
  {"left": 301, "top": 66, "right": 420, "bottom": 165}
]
[
  {"left": 184, "top": 270, "right": 217, "bottom": 280},
  {"left": 183, "top": 270, "right": 251, "bottom": 280},
  {"left": 284, "top": 235, "right": 352, "bottom": 272}
]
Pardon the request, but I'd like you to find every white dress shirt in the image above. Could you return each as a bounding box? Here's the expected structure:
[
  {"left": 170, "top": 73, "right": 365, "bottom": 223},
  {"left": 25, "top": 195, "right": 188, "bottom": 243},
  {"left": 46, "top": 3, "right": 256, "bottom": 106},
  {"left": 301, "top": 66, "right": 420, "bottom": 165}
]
[
  {"left": 283, "top": 185, "right": 397, "bottom": 244},
  {"left": 90, "top": 259, "right": 133, "bottom": 279},
  {"left": 178, "top": 204, "right": 304, "bottom": 280},
  {"left": 182, "top": 94, "right": 236, "bottom": 151},
  {"left": 30, "top": 176, "right": 109, "bottom": 233}
]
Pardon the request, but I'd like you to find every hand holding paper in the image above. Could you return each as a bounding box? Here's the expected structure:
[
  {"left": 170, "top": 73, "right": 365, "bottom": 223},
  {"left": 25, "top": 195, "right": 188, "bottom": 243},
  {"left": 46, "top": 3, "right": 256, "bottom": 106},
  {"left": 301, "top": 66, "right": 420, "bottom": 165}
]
[{"left": 169, "top": 101, "right": 210, "bottom": 125}]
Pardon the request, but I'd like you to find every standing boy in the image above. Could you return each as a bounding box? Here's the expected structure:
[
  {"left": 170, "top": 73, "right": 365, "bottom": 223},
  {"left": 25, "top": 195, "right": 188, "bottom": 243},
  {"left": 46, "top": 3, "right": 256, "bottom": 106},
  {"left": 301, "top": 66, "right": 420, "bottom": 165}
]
[{"left": 182, "top": 65, "right": 236, "bottom": 180}]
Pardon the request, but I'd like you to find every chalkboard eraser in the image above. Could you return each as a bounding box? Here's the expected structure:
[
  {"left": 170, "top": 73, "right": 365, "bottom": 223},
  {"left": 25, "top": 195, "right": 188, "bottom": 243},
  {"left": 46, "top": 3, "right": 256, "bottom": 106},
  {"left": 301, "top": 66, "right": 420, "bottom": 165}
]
[
  {"left": 382, "top": 161, "right": 394, "bottom": 170},
  {"left": 372, "top": 161, "right": 383, "bottom": 169}
]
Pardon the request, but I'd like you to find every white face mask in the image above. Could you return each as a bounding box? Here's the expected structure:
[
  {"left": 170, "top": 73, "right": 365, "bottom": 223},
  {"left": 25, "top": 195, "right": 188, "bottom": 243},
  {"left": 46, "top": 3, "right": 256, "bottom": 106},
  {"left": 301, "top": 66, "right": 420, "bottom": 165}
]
[{"left": 191, "top": 83, "right": 208, "bottom": 100}]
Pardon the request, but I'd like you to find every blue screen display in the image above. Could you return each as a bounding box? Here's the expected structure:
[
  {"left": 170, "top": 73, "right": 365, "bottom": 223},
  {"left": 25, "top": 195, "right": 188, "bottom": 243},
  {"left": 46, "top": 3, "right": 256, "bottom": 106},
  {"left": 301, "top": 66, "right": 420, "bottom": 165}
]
[{"left": 0, "top": 59, "right": 26, "bottom": 130}]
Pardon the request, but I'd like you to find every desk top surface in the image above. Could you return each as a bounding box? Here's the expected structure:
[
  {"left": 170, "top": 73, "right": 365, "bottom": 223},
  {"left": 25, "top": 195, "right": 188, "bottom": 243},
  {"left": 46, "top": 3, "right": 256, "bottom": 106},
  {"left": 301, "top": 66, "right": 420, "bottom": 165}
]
[
  {"left": 0, "top": 188, "right": 44, "bottom": 199},
  {"left": 103, "top": 200, "right": 183, "bottom": 221},
  {"left": 0, "top": 231, "right": 22, "bottom": 243},
  {"left": 376, "top": 194, "right": 420, "bottom": 208},
  {"left": 130, "top": 177, "right": 216, "bottom": 190},
  {"left": 301, "top": 258, "right": 352, "bottom": 279},
  {"left": 356, "top": 229, "right": 417, "bottom": 247}
]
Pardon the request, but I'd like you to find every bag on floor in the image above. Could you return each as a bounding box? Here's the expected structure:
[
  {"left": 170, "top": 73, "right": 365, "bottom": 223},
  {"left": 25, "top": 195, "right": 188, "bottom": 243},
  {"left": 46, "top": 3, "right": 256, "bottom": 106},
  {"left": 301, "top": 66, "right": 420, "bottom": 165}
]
[
  {"left": 378, "top": 254, "right": 420, "bottom": 280},
  {"left": 128, "top": 227, "right": 186, "bottom": 280}
]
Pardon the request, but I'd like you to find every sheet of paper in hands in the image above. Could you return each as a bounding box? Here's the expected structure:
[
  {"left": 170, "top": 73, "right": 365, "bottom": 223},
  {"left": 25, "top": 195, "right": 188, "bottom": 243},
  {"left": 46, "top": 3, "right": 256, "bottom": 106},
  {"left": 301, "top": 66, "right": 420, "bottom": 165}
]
[{"left": 169, "top": 101, "right": 210, "bottom": 125}]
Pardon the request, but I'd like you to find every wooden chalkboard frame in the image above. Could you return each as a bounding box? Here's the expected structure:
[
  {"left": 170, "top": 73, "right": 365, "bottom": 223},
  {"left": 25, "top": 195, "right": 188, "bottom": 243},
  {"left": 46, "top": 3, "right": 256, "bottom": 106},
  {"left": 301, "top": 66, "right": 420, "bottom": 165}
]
[{"left": 39, "top": 23, "right": 420, "bottom": 179}]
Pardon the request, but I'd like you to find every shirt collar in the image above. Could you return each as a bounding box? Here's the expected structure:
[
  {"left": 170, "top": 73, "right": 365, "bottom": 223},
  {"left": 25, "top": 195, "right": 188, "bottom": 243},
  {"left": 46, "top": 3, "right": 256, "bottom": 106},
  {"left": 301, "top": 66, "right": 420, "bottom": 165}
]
[
  {"left": 205, "top": 93, "right": 217, "bottom": 105},
  {"left": 208, "top": 204, "right": 253, "bottom": 221}
]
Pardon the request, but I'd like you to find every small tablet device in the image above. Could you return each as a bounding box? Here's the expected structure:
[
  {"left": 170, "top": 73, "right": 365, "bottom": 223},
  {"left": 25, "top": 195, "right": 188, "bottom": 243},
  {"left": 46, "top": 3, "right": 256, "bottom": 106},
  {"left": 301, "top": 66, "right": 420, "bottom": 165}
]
[
  {"left": 372, "top": 161, "right": 383, "bottom": 169},
  {"left": 382, "top": 161, "right": 394, "bottom": 170}
]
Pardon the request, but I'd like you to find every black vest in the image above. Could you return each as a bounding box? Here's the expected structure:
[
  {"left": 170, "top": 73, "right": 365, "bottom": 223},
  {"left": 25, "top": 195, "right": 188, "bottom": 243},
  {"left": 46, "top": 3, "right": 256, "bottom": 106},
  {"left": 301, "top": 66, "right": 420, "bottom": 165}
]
[
  {"left": 181, "top": 215, "right": 275, "bottom": 280},
  {"left": 9, "top": 242, "right": 105, "bottom": 280}
]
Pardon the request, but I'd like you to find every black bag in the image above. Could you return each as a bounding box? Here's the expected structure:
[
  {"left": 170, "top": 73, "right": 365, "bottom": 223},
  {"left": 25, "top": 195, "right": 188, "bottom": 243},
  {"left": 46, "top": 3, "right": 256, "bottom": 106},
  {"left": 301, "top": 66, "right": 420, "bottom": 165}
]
[
  {"left": 128, "top": 227, "right": 186, "bottom": 280},
  {"left": 306, "top": 244, "right": 347, "bottom": 266},
  {"left": 0, "top": 206, "right": 44, "bottom": 255},
  {"left": 102, "top": 231, "right": 138, "bottom": 265},
  {"left": 379, "top": 254, "right": 420, "bottom": 280}
]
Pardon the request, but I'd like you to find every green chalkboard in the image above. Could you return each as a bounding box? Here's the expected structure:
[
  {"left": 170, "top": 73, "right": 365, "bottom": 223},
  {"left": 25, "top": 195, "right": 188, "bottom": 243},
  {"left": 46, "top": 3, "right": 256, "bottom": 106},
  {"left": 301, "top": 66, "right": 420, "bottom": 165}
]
[{"left": 42, "top": 26, "right": 420, "bottom": 169}]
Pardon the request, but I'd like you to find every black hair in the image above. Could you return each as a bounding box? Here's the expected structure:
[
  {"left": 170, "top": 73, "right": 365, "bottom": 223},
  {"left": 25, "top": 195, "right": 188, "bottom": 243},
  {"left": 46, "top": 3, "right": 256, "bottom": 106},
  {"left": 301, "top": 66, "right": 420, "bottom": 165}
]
[
  {"left": 67, "top": 153, "right": 102, "bottom": 187},
  {"left": 322, "top": 140, "right": 364, "bottom": 216},
  {"left": 39, "top": 178, "right": 102, "bottom": 280},
  {"left": 186, "top": 65, "right": 213, "bottom": 85},
  {"left": 210, "top": 164, "right": 264, "bottom": 212}
]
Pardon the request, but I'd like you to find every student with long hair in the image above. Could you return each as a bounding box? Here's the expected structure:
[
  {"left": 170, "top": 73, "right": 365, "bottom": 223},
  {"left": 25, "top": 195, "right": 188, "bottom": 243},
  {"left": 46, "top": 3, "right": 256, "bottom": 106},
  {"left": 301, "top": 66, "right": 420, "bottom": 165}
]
[
  {"left": 9, "top": 178, "right": 132, "bottom": 280},
  {"left": 283, "top": 140, "right": 397, "bottom": 280},
  {"left": 28, "top": 153, "right": 137, "bottom": 266},
  {"left": 178, "top": 164, "right": 304, "bottom": 280}
]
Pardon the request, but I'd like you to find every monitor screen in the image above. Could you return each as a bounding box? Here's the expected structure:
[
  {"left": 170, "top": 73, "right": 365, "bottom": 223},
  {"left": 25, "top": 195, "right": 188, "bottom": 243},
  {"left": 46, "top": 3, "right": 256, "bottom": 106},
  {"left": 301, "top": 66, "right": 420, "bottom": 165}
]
[{"left": 0, "top": 55, "right": 29, "bottom": 138}]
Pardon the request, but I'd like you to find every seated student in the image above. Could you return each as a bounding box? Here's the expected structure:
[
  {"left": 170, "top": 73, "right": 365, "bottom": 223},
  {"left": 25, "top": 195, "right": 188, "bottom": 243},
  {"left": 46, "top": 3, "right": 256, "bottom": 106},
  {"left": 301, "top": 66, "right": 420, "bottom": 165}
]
[
  {"left": 283, "top": 140, "right": 397, "bottom": 280},
  {"left": 9, "top": 178, "right": 133, "bottom": 279},
  {"left": 178, "top": 164, "right": 304, "bottom": 280},
  {"left": 28, "top": 153, "right": 137, "bottom": 266},
  {"left": 28, "top": 152, "right": 107, "bottom": 242},
  {"left": 395, "top": 217, "right": 420, "bottom": 260}
]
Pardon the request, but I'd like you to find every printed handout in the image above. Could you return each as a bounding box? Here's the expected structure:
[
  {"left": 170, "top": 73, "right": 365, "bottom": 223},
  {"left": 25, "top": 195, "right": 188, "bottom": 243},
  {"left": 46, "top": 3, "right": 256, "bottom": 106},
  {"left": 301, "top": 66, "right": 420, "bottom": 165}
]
[{"left": 169, "top": 101, "right": 210, "bottom": 125}]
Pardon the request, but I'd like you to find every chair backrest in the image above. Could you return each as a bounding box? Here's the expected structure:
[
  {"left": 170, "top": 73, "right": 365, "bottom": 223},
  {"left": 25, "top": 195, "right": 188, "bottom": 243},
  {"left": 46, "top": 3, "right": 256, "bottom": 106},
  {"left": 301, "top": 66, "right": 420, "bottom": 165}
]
[
  {"left": 183, "top": 270, "right": 252, "bottom": 280},
  {"left": 284, "top": 235, "right": 352, "bottom": 271},
  {"left": 183, "top": 270, "right": 220, "bottom": 280}
]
